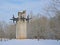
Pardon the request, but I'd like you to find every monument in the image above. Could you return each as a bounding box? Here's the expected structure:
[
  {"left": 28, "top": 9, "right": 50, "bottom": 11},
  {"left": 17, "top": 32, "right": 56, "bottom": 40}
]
[
  {"left": 10, "top": 10, "right": 31, "bottom": 39},
  {"left": 16, "top": 11, "right": 27, "bottom": 39}
]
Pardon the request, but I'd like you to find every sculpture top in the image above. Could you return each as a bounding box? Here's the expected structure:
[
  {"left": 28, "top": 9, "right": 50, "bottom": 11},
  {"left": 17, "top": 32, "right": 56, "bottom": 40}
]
[
  {"left": 18, "top": 10, "right": 26, "bottom": 19},
  {"left": 10, "top": 10, "right": 32, "bottom": 23}
]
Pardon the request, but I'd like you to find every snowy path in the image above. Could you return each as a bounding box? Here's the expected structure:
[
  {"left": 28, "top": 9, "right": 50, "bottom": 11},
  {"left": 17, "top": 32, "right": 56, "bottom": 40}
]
[{"left": 0, "top": 39, "right": 60, "bottom": 45}]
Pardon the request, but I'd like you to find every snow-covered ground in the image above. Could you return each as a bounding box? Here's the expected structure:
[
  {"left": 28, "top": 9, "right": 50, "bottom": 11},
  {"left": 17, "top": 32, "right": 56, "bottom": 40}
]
[{"left": 0, "top": 39, "right": 60, "bottom": 45}]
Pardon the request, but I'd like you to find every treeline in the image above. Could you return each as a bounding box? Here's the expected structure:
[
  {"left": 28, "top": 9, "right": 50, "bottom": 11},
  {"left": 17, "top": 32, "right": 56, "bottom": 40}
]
[
  {"left": 27, "top": 15, "right": 60, "bottom": 39},
  {"left": 27, "top": 0, "right": 60, "bottom": 39},
  {"left": 0, "top": 22, "right": 16, "bottom": 39},
  {"left": 0, "top": 14, "right": 60, "bottom": 39}
]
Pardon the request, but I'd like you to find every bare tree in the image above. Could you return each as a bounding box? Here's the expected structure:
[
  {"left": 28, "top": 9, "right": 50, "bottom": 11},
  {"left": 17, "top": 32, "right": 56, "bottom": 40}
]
[
  {"left": 0, "top": 21, "right": 16, "bottom": 40},
  {"left": 5, "top": 22, "right": 16, "bottom": 39},
  {"left": 0, "top": 21, "right": 5, "bottom": 41}
]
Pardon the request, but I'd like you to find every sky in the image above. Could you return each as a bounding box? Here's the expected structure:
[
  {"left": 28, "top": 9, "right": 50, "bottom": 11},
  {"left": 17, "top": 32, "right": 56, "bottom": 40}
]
[{"left": 0, "top": 0, "right": 51, "bottom": 23}]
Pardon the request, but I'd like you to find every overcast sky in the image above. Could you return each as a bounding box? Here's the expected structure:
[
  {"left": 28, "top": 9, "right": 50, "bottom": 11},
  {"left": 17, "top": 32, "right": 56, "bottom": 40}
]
[{"left": 0, "top": 0, "right": 51, "bottom": 23}]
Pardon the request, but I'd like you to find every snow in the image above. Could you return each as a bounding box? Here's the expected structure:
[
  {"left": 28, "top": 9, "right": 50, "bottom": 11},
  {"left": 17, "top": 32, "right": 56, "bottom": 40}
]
[{"left": 0, "top": 39, "right": 60, "bottom": 45}]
